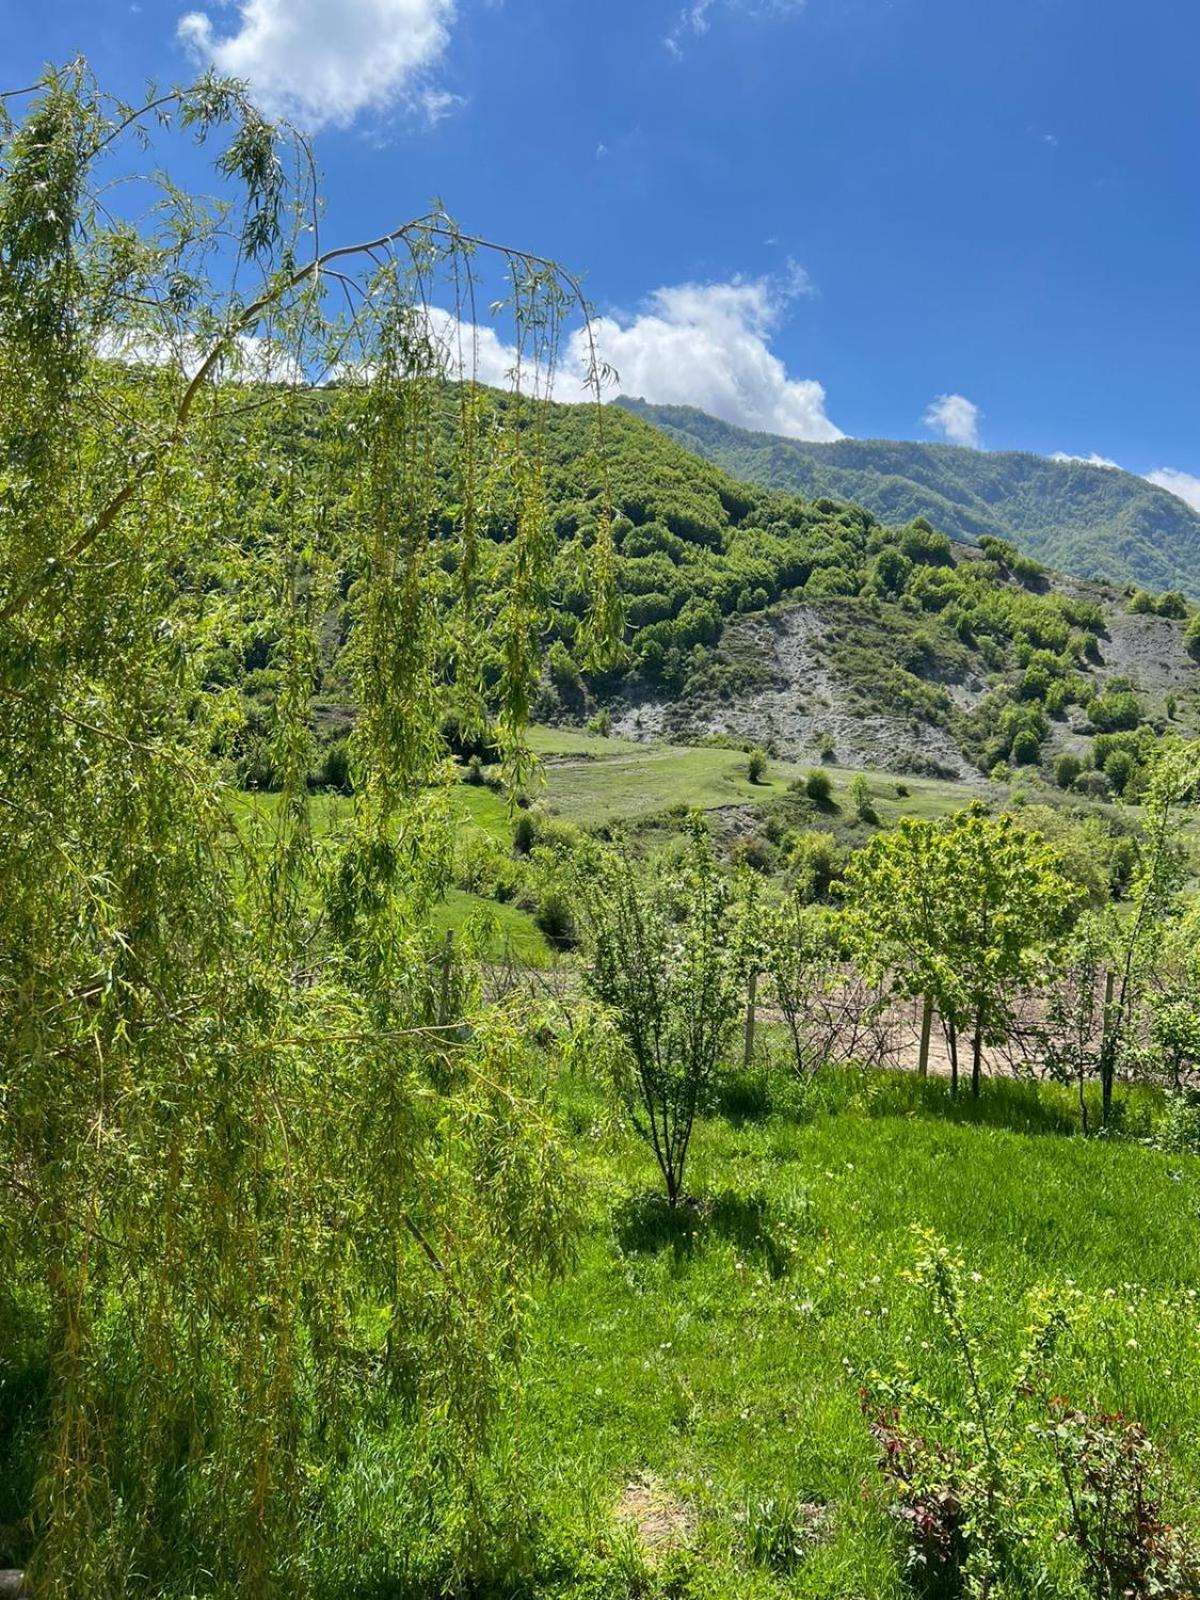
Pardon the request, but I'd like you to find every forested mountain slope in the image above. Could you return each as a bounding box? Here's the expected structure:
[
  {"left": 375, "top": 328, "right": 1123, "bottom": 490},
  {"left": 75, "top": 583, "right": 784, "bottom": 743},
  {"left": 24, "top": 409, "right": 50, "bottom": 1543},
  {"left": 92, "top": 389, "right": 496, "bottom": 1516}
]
[
  {"left": 285, "top": 388, "right": 1200, "bottom": 797},
  {"left": 616, "top": 397, "right": 1200, "bottom": 597}
]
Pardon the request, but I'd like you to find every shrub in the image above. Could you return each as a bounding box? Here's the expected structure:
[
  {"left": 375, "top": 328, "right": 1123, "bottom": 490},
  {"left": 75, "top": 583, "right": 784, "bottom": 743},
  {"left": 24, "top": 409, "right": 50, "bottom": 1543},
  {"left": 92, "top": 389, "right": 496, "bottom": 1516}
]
[
  {"left": 577, "top": 823, "right": 743, "bottom": 1206},
  {"left": 1073, "top": 769, "right": 1111, "bottom": 800},
  {"left": 1104, "top": 748, "right": 1135, "bottom": 796},
  {"left": 747, "top": 747, "right": 768, "bottom": 784},
  {"left": 786, "top": 830, "right": 842, "bottom": 902},
  {"left": 1011, "top": 728, "right": 1041, "bottom": 765},
  {"left": 1089, "top": 690, "right": 1142, "bottom": 732},
  {"left": 804, "top": 768, "right": 833, "bottom": 804},
  {"left": 733, "top": 833, "right": 777, "bottom": 873},
  {"left": 1187, "top": 613, "right": 1200, "bottom": 662},
  {"left": 1045, "top": 1403, "right": 1200, "bottom": 1599},
  {"left": 320, "top": 737, "right": 352, "bottom": 793},
  {"left": 587, "top": 708, "right": 613, "bottom": 737},
  {"left": 534, "top": 887, "right": 578, "bottom": 950},
  {"left": 849, "top": 772, "right": 878, "bottom": 824},
  {"left": 1054, "top": 752, "right": 1082, "bottom": 790},
  {"left": 464, "top": 753, "right": 485, "bottom": 786}
]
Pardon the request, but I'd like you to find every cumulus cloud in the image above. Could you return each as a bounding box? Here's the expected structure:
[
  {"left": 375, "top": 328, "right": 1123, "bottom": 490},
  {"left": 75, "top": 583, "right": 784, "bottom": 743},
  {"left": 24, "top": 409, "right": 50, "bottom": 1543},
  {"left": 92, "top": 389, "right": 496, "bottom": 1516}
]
[
  {"left": 1146, "top": 468, "right": 1200, "bottom": 515},
  {"left": 1051, "top": 451, "right": 1121, "bottom": 470},
  {"left": 369, "top": 272, "right": 843, "bottom": 439},
  {"left": 666, "top": 0, "right": 807, "bottom": 56},
  {"left": 569, "top": 272, "right": 844, "bottom": 440},
  {"left": 178, "top": 0, "right": 457, "bottom": 130},
  {"left": 923, "top": 393, "right": 982, "bottom": 449},
  {"left": 97, "top": 326, "right": 304, "bottom": 384}
]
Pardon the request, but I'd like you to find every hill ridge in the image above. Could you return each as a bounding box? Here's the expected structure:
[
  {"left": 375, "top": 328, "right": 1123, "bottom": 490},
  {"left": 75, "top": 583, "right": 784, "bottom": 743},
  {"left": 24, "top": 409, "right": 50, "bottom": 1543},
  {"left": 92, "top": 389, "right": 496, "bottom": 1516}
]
[{"left": 616, "top": 397, "right": 1200, "bottom": 597}]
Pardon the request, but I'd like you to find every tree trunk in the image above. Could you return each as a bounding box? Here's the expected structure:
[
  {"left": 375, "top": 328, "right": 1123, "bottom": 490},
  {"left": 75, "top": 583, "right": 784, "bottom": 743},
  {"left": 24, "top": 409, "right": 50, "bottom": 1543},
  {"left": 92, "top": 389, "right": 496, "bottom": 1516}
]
[
  {"left": 1100, "top": 969, "right": 1116, "bottom": 1126},
  {"left": 947, "top": 1020, "right": 959, "bottom": 1099},
  {"left": 917, "top": 994, "right": 933, "bottom": 1080},
  {"left": 971, "top": 1009, "right": 984, "bottom": 1099},
  {"left": 743, "top": 969, "right": 757, "bottom": 1070}
]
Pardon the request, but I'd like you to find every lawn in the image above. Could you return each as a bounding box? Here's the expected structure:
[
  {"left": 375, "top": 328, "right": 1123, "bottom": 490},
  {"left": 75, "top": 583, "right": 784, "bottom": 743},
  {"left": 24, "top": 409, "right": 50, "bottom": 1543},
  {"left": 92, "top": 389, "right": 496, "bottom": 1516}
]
[{"left": 490, "top": 1069, "right": 1200, "bottom": 1598}]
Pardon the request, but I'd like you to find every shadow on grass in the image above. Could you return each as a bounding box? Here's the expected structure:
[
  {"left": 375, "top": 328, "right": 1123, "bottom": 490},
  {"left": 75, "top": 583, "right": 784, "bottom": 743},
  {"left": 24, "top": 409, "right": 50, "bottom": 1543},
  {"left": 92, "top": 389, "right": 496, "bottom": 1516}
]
[
  {"left": 613, "top": 1186, "right": 807, "bottom": 1278},
  {"left": 856, "top": 1071, "right": 1157, "bottom": 1141}
]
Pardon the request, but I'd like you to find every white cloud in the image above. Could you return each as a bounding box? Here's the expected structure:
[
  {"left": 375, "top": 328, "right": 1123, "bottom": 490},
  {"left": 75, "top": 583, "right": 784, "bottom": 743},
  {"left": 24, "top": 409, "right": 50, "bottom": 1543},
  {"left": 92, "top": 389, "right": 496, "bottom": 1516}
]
[
  {"left": 666, "top": 0, "right": 806, "bottom": 56},
  {"left": 923, "top": 393, "right": 982, "bottom": 449},
  {"left": 568, "top": 271, "right": 844, "bottom": 440},
  {"left": 378, "top": 272, "right": 843, "bottom": 439},
  {"left": 423, "top": 307, "right": 538, "bottom": 389},
  {"left": 1146, "top": 468, "right": 1200, "bottom": 515},
  {"left": 97, "top": 327, "right": 304, "bottom": 385},
  {"left": 1051, "top": 451, "right": 1121, "bottom": 470},
  {"left": 178, "top": 0, "right": 456, "bottom": 130}
]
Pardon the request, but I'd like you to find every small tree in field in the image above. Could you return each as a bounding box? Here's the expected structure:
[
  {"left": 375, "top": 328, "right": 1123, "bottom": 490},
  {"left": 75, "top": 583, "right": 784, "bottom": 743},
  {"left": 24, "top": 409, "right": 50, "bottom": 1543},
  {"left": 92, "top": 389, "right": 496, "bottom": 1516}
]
[
  {"left": 579, "top": 821, "right": 742, "bottom": 1205},
  {"left": 845, "top": 810, "right": 1080, "bottom": 1094},
  {"left": 843, "top": 816, "right": 959, "bottom": 1084},
  {"left": 937, "top": 811, "right": 1081, "bottom": 1096}
]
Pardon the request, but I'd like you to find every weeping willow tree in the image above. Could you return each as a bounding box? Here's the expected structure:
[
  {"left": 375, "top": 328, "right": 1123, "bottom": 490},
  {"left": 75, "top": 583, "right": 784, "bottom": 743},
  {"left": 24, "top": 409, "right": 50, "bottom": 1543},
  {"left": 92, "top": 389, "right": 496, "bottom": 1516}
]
[{"left": 0, "top": 61, "right": 620, "bottom": 1598}]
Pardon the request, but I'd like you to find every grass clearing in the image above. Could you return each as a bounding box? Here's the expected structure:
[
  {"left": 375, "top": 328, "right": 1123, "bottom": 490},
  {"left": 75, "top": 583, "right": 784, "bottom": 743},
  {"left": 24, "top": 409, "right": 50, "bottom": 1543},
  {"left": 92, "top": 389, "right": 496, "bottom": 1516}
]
[{"left": 492, "top": 1068, "right": 1200, "bottom": 1598}]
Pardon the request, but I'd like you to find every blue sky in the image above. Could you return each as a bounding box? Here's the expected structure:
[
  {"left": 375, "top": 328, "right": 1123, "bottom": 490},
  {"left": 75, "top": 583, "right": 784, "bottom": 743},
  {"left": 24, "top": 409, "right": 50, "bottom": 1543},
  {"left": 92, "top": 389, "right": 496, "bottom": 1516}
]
[{"left": 7, "top": 0, "right": 1200, "bottom": 502}]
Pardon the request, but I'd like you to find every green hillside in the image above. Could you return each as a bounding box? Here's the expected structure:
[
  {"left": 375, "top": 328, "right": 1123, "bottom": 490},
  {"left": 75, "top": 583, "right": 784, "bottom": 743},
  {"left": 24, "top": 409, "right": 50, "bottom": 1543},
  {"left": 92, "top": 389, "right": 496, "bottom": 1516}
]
[
  {"left": 617, "top": 397, "right": 1200, "bottom": 597},
  {"left": 245, "top": 387, "right": 1200, "bottom": 799}
]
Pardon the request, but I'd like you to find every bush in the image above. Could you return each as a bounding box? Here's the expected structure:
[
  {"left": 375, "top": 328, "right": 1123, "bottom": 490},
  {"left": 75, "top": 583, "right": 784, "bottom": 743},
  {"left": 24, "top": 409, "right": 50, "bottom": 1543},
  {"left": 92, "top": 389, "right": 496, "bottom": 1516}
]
[
  {"left": 747, "top": 747, "right": 768, "bottom": 784},
  {"left": 464, "top": 753, "right": 485, "bottom": 786},
  {"left": 1010, "top": 728, "right": 1041, "bottom": 765},
  {"left": 1104, "top": 748, "right": 1135, "bottom": 795},
  {"left": 849, "top": 772, "right": 878, "bottom": 824},
  {"left": 319, "top": 737, "right": 352, "bottom": 793},
  {"left": 1073, "top": 769, "right": 1111, "bottom": 800},
  {"left": 733, "top": 833, "right": 777, "bottom": 873},
  {"left": 786, "top": 830, "right": 841, "bottom": 901},
  {"left": 1090, "top": 689, "right": 1142, "bottom": 732},
  {"left": 1054, "top": 752, "right": 1082, "bottom": 790},
  {"left": 534, "top": 887, "right": 577, "bottom": 950},
  {"left": 1186, "top": 613, "right": 1200, "bottom": 662},
  {"left": 577, "top": 824, "right": 743, "bottom": 1205},
  {"left": 804, "top": 768, "right": 833, "bottom": 804}
]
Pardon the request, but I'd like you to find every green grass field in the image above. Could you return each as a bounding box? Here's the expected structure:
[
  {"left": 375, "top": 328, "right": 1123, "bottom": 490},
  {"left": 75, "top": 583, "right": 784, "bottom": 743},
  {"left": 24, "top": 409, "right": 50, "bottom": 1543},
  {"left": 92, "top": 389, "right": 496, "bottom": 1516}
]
[
  {"left": 525, "top": 726, "right": 983, "bottom": 830},
  {"left": 477, "top": 1069, "right": 1200, "bottom": 1598}
]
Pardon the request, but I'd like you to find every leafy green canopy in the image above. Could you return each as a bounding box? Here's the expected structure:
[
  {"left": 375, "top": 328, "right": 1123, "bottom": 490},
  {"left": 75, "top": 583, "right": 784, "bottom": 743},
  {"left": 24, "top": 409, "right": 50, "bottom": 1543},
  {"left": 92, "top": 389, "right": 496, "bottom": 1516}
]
[
  {"left": 0, "top": 64, "right": 616, "bottom": 1597},
  {"left": 623, "top": 398, "right": 1200, "bottom": 598}
]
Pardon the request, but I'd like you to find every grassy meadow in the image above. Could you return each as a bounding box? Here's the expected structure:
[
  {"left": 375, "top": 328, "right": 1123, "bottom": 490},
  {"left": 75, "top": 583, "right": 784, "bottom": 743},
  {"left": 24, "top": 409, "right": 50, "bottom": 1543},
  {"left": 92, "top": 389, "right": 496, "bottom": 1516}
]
[{"left": 305, "top": 1064, "right": 1200, "bottom": 1598}]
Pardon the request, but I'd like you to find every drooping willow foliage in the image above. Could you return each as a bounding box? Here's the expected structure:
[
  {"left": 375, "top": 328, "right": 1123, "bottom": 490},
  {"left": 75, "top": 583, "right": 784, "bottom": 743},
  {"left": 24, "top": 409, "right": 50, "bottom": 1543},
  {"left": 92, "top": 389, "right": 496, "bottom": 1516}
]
[{"left": 0, "top": 62, "right": 619, "bottom": 1597}]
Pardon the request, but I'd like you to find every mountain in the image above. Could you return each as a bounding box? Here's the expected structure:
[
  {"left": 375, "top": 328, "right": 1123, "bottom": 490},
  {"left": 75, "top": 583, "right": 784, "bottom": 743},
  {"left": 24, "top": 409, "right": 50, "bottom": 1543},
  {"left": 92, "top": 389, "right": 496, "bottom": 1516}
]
[
  {"left": 229, "top": 386, "right": 1200, "bottom": 793},
  {"left": 615, "top": 399, "right": 1200, "bottom": 599}
]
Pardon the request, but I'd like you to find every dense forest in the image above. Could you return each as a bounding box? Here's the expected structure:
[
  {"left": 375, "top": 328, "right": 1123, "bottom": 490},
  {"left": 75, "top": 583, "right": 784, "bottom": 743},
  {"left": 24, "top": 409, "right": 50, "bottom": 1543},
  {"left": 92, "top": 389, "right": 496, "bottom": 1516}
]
[
  {"left": 619, "top": 398, "right": 1200, "bottom": 598},
  {"left": 8, "top": 62, "right": 1200, "bottom": 1600}
]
